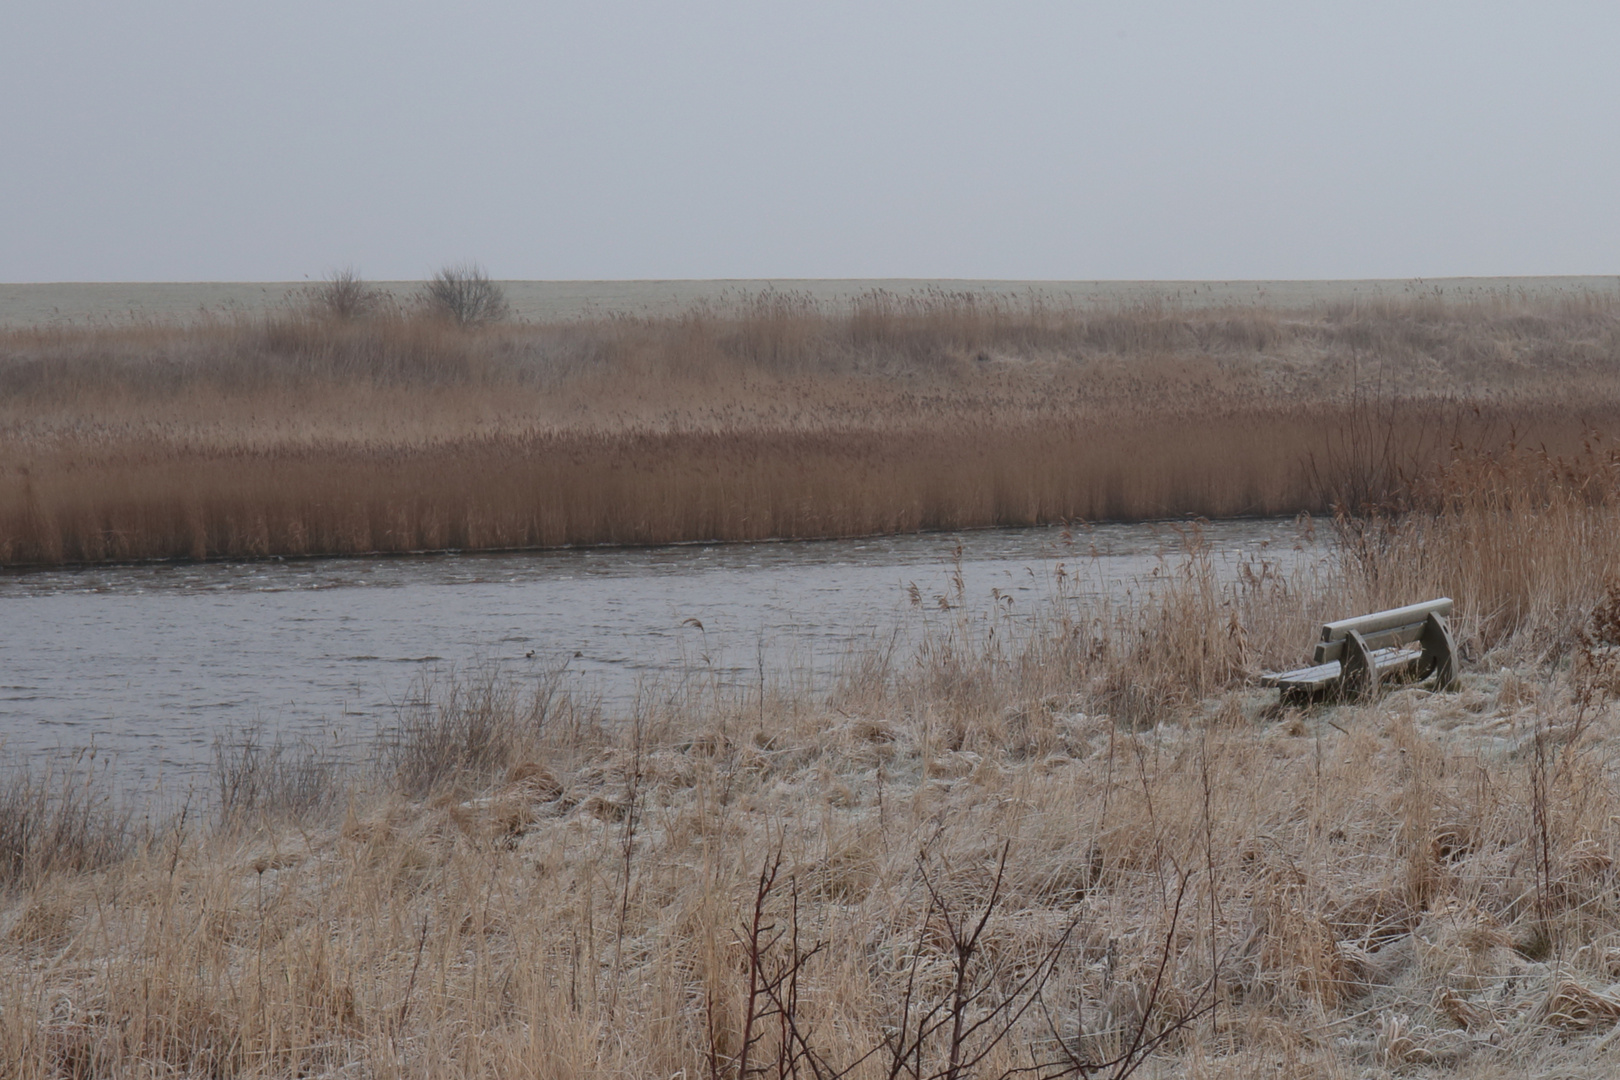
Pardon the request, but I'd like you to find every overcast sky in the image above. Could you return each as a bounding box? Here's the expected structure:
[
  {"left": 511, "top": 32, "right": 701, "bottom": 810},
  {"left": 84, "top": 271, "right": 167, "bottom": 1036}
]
[{"left": 3, "top": 2, "right": 1617, "bottom": 282}]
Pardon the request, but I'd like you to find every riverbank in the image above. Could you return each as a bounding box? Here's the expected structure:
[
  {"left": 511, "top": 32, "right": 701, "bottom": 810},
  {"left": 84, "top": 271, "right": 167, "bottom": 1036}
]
[
  {"left": 4, "top": 287, "right": 1619, "bottom": 566},
  {"left": 9, "top": 659, "right": 1615, "bottom": 1078},
  {"left": 7, "top": 447, "right": 1620, "bottom": 1076}
]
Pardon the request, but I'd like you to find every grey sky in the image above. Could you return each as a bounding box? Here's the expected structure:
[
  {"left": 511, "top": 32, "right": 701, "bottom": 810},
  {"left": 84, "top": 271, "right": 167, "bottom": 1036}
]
[{"left": 3, "top": 2, "right": 1617, "bottom": 282}]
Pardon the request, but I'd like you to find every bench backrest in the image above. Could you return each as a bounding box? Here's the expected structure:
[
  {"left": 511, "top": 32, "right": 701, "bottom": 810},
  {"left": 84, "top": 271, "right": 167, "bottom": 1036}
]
[
  {"left": 1313, "top": 598, "right": 1453, "bottom": 665},
  {"left": 1321, "top": 598, "right": 1453, "bottom": 643}
]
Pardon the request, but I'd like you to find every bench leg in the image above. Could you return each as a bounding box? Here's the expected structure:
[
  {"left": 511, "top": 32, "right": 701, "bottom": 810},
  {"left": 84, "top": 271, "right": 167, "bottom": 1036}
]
[
  {"left": 1339, "top": 629, "right": 1377, "bottom": 702},
  {"left": 1420, "top": 612, "right": 1460, "bottom": 691}
]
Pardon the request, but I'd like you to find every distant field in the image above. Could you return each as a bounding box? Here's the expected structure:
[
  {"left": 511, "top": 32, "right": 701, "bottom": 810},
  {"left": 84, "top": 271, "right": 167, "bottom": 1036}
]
[
  {"left": 4, "top": 283, "right": 1620, "bottom": 565},
  {"left": 2, "top": 276, "right": 1617, "bottom": 326}
]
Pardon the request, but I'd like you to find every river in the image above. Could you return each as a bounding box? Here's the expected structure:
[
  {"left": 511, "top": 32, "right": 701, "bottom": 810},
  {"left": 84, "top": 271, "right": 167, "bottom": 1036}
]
[{"left": 1, "top": 517, "right": 1323, "bottom": 786}]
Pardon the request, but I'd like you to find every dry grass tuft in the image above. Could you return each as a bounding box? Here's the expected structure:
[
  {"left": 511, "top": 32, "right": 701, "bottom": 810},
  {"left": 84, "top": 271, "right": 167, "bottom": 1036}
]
[
  {"left": 0, "top": 752, "right": 131, "bottom": 890},
  {"left": 212, "top": 727, "right": 349, "bottom": 833},
  {"left": 379, "top": 661, "right": 588, "bottom": 799}
]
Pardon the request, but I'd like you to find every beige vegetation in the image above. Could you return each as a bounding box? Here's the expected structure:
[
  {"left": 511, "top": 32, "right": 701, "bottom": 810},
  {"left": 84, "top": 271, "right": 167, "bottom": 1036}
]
[
  {"left": 3, "top": 286, "right": 1620, "bottom": 564},
  {"left": 10, "top": 446, "right": 1620, "bottom": 1076},
  {"left": 8, "top": 284, "right": 1620, "bottom": 1077}
]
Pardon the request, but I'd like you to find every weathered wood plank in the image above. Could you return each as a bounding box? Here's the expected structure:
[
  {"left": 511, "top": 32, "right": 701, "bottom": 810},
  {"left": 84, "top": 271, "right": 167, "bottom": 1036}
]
[
  {"left": 1261, "top": 660, "right": 1342, "bottom": 690},
  {"left": 1261, "top": 646, "right": 1422, "bottom": 691},
  {"left": 1314, "top": 619, "right": 1429, "bottom": 664},
  {"left": 1321, "top": 598, "right": 1453, "bottom": 643}
]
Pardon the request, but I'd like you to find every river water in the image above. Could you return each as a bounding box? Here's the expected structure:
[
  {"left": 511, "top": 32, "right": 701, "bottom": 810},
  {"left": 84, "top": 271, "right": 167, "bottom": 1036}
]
[{"left": 1, "top": 518, "right": 1322, "bottom": 785}]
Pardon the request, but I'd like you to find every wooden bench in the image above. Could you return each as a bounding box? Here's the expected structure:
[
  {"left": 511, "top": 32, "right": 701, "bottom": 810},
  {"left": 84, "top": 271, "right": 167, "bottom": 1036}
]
[{"left": 1261, "top": 598, "right": 1460, "bottom": 701}]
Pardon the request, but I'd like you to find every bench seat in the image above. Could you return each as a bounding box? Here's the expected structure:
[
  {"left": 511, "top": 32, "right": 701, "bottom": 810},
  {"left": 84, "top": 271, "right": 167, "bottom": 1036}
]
[{"left": 1260, "top": 646, "right": 1423, "bottom": 693}]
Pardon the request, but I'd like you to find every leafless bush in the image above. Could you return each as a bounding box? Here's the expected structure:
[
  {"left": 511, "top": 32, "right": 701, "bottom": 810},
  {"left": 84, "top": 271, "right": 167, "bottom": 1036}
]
[
  {"left": 306, "top": 267, "right": 384, "bottom": 320},
  {"left": 726, "top": 843, "right": 1211, "bottom": 1080},
  {"left": 422, "top": 263, "right": 509, "bottom": 326},
  {"left": 0, "top": 752, "right": 132, "bottom": 888}
]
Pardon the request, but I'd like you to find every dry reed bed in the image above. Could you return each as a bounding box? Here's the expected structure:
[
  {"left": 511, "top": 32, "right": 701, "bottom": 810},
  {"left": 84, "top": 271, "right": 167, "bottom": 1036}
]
[
  {"left": 4, "top": 291, "right": 1620, "bottom": 565},
  {"left": 9, "top": 453, "right": 1620, "bottom": 1076}
]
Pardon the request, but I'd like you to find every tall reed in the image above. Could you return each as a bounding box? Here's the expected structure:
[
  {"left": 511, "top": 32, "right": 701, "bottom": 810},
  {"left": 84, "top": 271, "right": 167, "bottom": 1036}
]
[{"left": 5, "top": 290, "right": 1618, "bottom": 566}]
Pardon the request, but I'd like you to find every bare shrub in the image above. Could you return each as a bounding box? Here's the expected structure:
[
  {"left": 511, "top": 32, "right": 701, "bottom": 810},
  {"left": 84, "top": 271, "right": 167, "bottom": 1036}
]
[
  {"left": 305, "top": 267, "right": 384, "bottom": 320},
  {"left": 421, "top": 263, "right": 509, "bottom": 326}
]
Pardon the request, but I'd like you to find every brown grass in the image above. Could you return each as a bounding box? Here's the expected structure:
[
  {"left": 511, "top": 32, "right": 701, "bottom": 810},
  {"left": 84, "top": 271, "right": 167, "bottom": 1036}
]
[
  {"left": 4, "top": 289, "right": 1620, "bottom": 565},
  {"left": 0, "top": 752, "right": 132, "bottom": 890},
  {"left": 12, "top": 448, "right": 1620, "bottom": 1075}
]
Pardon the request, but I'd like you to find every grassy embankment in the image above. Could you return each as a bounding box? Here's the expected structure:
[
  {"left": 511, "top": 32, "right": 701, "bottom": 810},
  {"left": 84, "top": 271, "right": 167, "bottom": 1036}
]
[
  {"left": 4, "top": 289, "right": 1620, "bottom": 564},
  {"left": 10, "top": 442, "right": 1620, "bottom": 1075}
]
